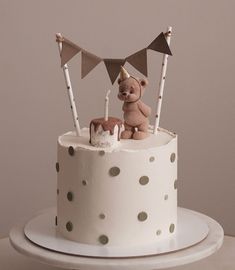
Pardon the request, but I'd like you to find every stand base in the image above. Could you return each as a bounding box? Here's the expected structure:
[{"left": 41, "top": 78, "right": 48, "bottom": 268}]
[
  {"left": 23, "top": 207, "right": 208, "bottom": 258},
  {"left": 9, "top": 208, "right": 224, "bottom": 270}
]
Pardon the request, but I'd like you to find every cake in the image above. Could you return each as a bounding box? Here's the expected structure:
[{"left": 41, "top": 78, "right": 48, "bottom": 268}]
[
  {"left": 56, "top": 127, "right": 177, "bottom": 246},
  {"left": 89, "top": 117, "right": 123, "bottom": 148},
  {"left": 55, "top": 65, "right": 177, "bottom": 247}
]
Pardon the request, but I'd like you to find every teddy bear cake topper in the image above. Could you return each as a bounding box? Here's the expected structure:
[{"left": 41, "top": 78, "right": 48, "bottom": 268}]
[
  {"left": 55, "top": 27, "right": 173, "bottom": 146},
  {"left": 118, "top": 66, "right": 151, "bottom": 140}
]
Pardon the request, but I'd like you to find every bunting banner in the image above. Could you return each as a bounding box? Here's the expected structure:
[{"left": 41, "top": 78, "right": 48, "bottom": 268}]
[{"left": 58, "top": 32, "right": 172, "bottom": 84}]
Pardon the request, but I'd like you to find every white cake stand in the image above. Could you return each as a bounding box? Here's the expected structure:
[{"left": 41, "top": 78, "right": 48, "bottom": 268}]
[{"left": 9, "top": 208, "right": 224, "bottom": 270}]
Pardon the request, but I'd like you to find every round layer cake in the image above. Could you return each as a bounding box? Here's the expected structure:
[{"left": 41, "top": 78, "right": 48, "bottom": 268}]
[{"left": 56, "top": 127, "right": 177, "bottom": 247}]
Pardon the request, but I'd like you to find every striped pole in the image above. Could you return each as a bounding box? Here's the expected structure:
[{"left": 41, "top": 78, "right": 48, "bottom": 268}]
[
  {"left": 153, "top": 26, "right": 172, "bottom": 134},
  {"left": 56, "top": 33, "right": 81, "bottom": 136}
]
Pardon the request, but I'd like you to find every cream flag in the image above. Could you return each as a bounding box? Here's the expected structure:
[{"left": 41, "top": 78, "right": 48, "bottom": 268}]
[{"left": 60, "top": 38, "right": 81, "bottom": 67}]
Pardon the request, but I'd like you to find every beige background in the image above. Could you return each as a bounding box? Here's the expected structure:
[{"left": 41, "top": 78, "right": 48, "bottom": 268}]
[{"left": 0, "top": 0, "right": 234, "bottom": 238}]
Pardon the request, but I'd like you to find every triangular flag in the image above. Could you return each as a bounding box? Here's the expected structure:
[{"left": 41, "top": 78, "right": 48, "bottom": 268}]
[
  {"left": 126, "top": 48, "right": 148, "bottom": 76},
  {"left": 148, "top": 32, "right": 172, "bottom": 55},
  {"left": 104, "top": 59, "right": 126, "bottom": 84},
  {"left": 81, "top": 51, "right": 102, "bottom": 78},
  {"left": 61, "top": 38, "right": 81, "bottom": 67}
]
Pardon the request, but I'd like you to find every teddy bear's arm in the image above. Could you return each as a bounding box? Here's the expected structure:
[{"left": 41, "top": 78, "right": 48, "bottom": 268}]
[{"left": 137, "top": 101, "right": 151, "bottom": 117}]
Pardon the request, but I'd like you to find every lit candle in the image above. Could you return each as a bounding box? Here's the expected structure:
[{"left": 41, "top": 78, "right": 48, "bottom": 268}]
[{"left": 104, "top": 90, "right": 111, "bottom": 121}]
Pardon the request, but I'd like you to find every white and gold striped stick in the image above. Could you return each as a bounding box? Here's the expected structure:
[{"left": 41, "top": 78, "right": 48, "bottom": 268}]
[
  {"left": 56, "top": 33, "right": 81, "bottom": 136},
  {"left": 153, "top": 26, "right": 172, "bottom": 135}
]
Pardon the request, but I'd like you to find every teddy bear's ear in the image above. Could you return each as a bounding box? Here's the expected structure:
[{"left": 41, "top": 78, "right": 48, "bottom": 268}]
[
  {"left": 140, "top": 78, "right": 148, "bottom": 87},
  {"left": 118, "top": 78, "right": 122, "bottom": 84}
]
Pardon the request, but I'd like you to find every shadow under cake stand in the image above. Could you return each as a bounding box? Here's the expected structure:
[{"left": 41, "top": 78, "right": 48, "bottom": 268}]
[{"left": 9, "top": 207, "right": 223, "bottom": 270}]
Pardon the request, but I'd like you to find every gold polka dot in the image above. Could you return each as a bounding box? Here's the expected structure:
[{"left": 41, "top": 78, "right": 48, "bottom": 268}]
[
  {"left": 67, "top": 191, "right": 73, "bottom": 201},
  {"left": 174, "top": 180, "right": 178, "bottom": 189},
  {"left": 99, "top": 235, "right": 109, "bottom": 245},
  {"left": 156, "top": 230, "right": 161, "bottom": 236},
  {"left": 99, "top": 213, "right": 106, "bottom": 219},
  {"left": 99, "top": 150, "right": 105, "bottom": 156},
  {"left": 56, "top": 162, "right": 59, "bottom": 172},
  {"left": 138, "top": 212, "right": 148, "bottom": 221},
  {"left": 139, "top": 176, "right": 149, "bottom": 185},
  {"left": 149, "top": 156, "right": 155, "bottom": 162},
  {"left": 82, "top": 180, "right": 88, "bottom": 186},
  {"left": 170, "top": 153, "right": 176, "bottom": 162},
  {"left": 169, "top": 223, "right": 175, "bottom": 233},
  {"left": 68, "top": 146, "right": 75, "bottom": 156},
  {"left": 164, "top": 194, "right": 168, "bottom": 200},
  {"left": 109, "top": 167, "right": 120, "bottom": 177},
  {"left": 66, "top": 221, "right": 73, "bottom": 232}
]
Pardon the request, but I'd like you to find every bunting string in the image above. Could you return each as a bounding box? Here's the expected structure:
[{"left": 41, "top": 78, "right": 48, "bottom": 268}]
[{"left": 56, "top": 32, "right": 172, "bottom": 84}]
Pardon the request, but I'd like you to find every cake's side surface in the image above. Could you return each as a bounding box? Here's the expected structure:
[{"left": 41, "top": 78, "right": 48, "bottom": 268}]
[{"left": 56, "top": 128, "right": 177, "bottom": 247}]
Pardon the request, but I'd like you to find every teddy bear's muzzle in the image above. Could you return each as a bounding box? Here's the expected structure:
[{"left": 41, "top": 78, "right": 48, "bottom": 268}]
[{"left": 118, "top": 91, "right": 129, "bottom": 101}]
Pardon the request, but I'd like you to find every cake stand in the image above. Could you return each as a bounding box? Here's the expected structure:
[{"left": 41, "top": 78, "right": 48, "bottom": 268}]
[{"left": 9, "top": 207, "right": 223, "bottom": 270}]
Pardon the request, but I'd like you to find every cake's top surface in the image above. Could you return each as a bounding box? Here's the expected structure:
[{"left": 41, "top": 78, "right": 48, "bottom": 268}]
[{"left": 58, "top": 127, "right": 176, "bottom": 152}]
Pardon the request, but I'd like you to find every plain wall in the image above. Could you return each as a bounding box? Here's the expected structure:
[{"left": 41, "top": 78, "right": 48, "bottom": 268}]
[{"left": 0, "top": 0, "right": 234, "bottom": 238}]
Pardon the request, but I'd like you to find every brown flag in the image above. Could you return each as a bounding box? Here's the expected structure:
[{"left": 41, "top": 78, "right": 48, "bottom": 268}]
[
  {"left": 104, "top": 59, "right": 126, "bottom": 84},
  {"left": 126, "top": 48, "right": 148, "bottom": 76},
  {"left": 61, "top": 38, "right": 81, "bottom": 67},
  {"left": 81, "top": 51, "right": 102, "bottom": 78},
  {"left": 148, "top": 32, "right": 172, "bottom": 56}
]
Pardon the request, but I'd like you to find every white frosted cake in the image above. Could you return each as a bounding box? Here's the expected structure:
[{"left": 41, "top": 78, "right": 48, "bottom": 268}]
[
  {"left": 56, "top": 127, "right": 177, "bottom": 246},
  {"left": 53, "top": 35, "right": 178, "bottom": 248}
]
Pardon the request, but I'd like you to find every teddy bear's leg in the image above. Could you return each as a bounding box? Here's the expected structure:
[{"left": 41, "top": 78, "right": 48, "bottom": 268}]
[
  {"left": 121, "top": 122, "right": 134, "bottom": 139},
  {"left": 133, "top": 121, "right": 150, "bottom": 140}
]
